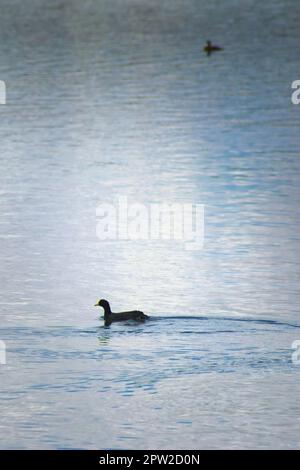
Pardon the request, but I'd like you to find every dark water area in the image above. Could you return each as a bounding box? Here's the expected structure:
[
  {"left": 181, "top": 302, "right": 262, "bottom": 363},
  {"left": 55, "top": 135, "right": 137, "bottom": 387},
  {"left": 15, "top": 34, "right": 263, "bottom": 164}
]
[{"left": 1, "top": 316, "right": 300, "bottom": 448}]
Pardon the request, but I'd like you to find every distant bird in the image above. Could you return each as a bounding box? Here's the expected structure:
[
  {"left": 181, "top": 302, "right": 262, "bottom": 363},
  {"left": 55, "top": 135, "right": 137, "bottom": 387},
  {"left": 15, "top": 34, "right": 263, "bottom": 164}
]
[
  {"left": 94, "top": 299, "right": 149, "bottom": 326},
  {"left": 203, "top": 40, "right": 223, "bottom": 55}
]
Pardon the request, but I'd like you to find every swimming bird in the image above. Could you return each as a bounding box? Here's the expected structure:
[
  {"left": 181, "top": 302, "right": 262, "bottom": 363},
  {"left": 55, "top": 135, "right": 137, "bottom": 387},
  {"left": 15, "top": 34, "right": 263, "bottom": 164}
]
[
  {"left": 203, "top": 40, "right": 223, "bottom": 55},
  {"left": 94, "top": 299, "right": 149, "bottom": 326}
]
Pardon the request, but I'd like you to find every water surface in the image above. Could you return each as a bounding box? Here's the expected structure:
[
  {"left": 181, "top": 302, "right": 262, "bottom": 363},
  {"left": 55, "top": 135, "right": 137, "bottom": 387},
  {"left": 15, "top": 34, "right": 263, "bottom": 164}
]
[{"left": 0, "top": 0, "right": 300, "bottom": 449}]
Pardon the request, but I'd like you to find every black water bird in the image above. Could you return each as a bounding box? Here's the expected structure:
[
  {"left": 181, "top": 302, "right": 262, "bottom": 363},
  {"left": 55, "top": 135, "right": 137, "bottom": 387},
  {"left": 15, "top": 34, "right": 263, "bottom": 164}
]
[
  {"left": 203, "top": 40, "right": 223, "bottom": 55},
  {"left": 94, "top": 299, "right": 149, "bottom": 326}
]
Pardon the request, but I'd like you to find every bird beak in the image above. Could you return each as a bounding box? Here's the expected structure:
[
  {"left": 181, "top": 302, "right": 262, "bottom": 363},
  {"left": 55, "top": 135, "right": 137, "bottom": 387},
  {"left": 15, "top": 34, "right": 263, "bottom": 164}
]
[{"left": 94, "top": 302, "right": 99, "bottom": 307}]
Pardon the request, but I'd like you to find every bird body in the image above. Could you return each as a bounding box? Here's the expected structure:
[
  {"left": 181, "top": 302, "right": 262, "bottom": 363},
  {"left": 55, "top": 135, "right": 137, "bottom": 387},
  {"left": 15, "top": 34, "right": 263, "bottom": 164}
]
[
  {"left": 94, "top": 299, "right": 149, "bottom": 326},
  {"left": 203, "top": 40, "right": 223, "bottom": 54}
]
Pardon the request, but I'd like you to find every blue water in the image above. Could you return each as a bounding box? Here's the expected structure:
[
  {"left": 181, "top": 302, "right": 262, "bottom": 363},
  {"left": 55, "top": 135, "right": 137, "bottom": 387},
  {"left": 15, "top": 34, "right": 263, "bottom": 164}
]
[
  {"left": 0, "top": 0, "right": 300, "bottom": 449},
  {"left": 1, "top": 316, "right": 300, "bottom": 449}
]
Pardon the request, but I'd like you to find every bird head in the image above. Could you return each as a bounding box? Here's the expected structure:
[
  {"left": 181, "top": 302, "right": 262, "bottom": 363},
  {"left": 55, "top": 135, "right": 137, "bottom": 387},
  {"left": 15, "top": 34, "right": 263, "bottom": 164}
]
[{"left": 94, "top": 299, "right": 109, "bottom": 309}]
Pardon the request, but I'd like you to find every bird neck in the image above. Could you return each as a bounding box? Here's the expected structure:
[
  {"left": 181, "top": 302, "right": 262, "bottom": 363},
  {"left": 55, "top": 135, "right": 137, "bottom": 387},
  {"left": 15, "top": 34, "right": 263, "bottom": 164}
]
[{"left": 103, "top": 304, "right": 112, "bottom": 317}]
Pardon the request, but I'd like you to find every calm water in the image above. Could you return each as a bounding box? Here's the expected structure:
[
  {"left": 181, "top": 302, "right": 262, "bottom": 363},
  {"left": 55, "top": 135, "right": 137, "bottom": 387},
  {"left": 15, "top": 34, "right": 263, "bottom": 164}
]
[{"left": 0, "top": 0, "right": 300, "bottom": 449}]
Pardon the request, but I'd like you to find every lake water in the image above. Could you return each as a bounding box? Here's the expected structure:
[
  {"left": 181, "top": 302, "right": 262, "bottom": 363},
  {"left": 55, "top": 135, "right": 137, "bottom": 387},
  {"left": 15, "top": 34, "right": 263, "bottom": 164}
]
[{"left": 0, "top": 0, "right": 300, "bottom": 449}]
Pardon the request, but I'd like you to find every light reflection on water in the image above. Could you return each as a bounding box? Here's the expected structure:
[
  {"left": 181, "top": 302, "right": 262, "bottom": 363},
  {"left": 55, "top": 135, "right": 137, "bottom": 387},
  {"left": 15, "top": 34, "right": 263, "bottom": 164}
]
[{"left": 0, "top": 0, "right": 300, "bottom": 449}]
